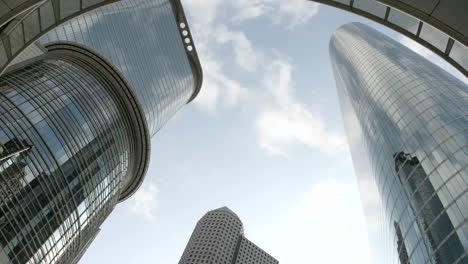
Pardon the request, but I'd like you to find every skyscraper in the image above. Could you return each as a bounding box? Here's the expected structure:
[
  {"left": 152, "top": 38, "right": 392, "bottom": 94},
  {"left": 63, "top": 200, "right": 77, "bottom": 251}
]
[
  {"left": 0, "top": 0, "right": 201, "bottom": 262},
  {"left": 40, "top": 0, "right": 203, "bottom": 136},
  {"left": 0, "top": 41, "right": 150, "bottom": 264},
  {"left": 179, "top": 207, "right": 278, "bottom": 264},
  {"left": 330, "top": 23, "right": 468, "bottom": 264}
]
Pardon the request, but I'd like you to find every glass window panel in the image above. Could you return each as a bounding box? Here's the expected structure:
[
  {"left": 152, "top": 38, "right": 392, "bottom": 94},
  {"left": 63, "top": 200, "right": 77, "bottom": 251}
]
[
  {"left": 0, "top": 1, "right": 9, "bottom": 18},
  {"left": 352, "top": 0, "right": 387, "bottom": 18},
  {"left": 0, "top": 40, "right": 7, "bottom": 67},
  {"left": 388, "top": 9, "right": 419, "bottom": 35},
  {"left": 40, "top": 1, "right": 55, "bottom": 30},
  {"left": 23, "top": 10, "right": 40, "bottom": 43},
  {"left": 9, "top": 25, "right": 24, "bottom": 54},
  {"left": 82, "top": 0, "right": 106, "bottom": 9},
  {"left": 332, "top": 0, "right": 351, "bottom": 5},
  {"left": 420, "top": 23, "right": 448, "bottom": 52},
  {"left": 60, "top": 0, "right": 80, "bottom": 19},
  {"left": 449, "top": 41, "right": 468, "bottom": 70}
]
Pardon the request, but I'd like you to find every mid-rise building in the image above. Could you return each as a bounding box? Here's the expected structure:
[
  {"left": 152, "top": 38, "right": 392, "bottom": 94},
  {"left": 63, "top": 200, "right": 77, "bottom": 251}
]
[
  {"left": 330, "top": 22, "right": 468, "bottom": 264},
  {"left": 179, "top": 207, "right": 278, "bottom": 264}
]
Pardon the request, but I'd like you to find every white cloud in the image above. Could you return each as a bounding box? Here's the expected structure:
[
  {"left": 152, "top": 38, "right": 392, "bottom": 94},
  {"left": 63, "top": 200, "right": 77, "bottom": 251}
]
[
  {"left": 231, "top": 0, "right": 320, "bottom": 28},
  {"left": 256, "top": 59, "right": 346, "bottom": 156},
  {"left": 277, "top": 0, "right": 320, "bottom": 28},
  {"left": 181, "top": 0, "right": 223, "bottom": 25},
  {"left": 215, "top": 25, "right": 260, "bottom": 71},
  {"left": 183, "top": 0, "right": 321, "bottom": 112},
  {"left": 262, "top": 59, "right": 294, "bottom": 106},
  {"left": 193, "top": 55, "right": 248, "bottom": 110},
  {"left": 231, "top": 0, "right": 272, "bottom": 22},
  {"left": 184, "top": 0, "right": 339, "bottom": 158},
  {"left": 293, "top": 177, "right": 372, "bottom": 264},
  {"left": 128, "top": 183, "right": 158, "bottom": 221},
  {"left": 183, "top": 0, "right": 320, "bottom": 29},
  {"left": 256, "top": 104, "right": 346, "bottom": 156}
]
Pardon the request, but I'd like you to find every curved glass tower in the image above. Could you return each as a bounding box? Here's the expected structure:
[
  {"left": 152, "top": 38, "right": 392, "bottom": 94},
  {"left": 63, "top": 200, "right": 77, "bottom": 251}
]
[
  {"left": 40, "top": 0, "right": 203, "bottom": 136},
  {"left": 0, "top": 42, "right": 149, "bottom": 264},
  {"left": 330, "top": 23, "right": 468, "bottom": 264}
]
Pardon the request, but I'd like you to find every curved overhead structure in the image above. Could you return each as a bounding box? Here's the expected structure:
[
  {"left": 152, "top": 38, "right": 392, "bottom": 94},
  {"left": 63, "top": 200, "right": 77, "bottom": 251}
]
[
  {"left": 310, "top": 0, "right": 467, "bottom": 77},
  {"left": 0, "top": 0, "right": 123, "bottom": 75},
  {"left": 1, "top": 0, "right": 466, "bottom": 77},
  {"left": 378, "top": 0, "right": 467, "bottom": 46},
  {"left": 0, "top": 0, "right": 46, "bottom": 30}
]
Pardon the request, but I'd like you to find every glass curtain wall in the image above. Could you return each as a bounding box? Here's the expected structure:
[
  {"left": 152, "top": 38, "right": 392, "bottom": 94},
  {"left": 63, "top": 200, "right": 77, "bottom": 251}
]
[
  {"left": 41, "top": 0, "right": 196, "bottom": 136},
  {"left": 0, "top": 54, "right": 131, "bottom": 264},
  {"left": 330, "top": 23, "right": 468, "bottom": 264}
]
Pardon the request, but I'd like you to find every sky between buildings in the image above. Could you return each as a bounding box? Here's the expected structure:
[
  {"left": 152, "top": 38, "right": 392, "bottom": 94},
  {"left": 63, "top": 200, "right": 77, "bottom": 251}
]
[{"left": 79, "top": 1, "right": 466, "bottom": 263}]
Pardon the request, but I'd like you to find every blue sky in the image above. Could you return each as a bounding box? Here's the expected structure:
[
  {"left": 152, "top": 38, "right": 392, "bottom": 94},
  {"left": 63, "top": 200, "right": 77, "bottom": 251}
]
[{"left": 79, "top": 1, "right": 466, "bottom": 263}]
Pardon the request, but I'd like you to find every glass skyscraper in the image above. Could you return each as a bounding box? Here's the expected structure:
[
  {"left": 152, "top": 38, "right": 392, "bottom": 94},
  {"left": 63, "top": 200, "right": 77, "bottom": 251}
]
[
  {"left": 330, "top": 23, "right": 468, "bottom": 264},
  {"left": 40, "top": 0, "right": 203, "bottom": 136},
  {"left": 0, "top": 41, "right": 149, "bottom": 264},
  {"left": 0, "top": 0, "right": 202, "bottom": 263}
]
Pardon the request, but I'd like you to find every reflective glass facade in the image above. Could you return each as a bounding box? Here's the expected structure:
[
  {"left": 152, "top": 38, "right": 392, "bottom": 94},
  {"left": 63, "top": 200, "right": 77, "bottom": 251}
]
[
  {"left": 0, "top": 44, "right": 144, "bottom": 264},
  {"left": 40, "top": 0, "right": 202, "bottom": 136},
  {"left": 330, "top": 23, "right": 468, "bottom": 264}
]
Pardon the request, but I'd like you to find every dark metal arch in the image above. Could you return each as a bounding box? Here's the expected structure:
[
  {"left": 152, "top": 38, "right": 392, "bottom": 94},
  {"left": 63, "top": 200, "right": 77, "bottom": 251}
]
[
  {"left": 309, "top": 0, "right": 467, "bottom": 77},
  {"left": 0, "top": 0, "right": 125, "bottom": 75}
]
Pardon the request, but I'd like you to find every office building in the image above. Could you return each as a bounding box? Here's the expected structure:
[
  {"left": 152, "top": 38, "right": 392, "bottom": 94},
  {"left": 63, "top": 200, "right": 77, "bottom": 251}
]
[
  {"left": 179, "top": 207, "right": 278, "bottom": 264},
  {"left": 41, "top": 0, "right": 202, "bottom": 136},
  {"left": 330, "top": 23, "right": 468, "bottom": 264},
  {"left": 0, "top": 41, "right": 149, "bottom": 264},
  {"left": 0, "top": 0, "right": 201, "bottom": 262}
]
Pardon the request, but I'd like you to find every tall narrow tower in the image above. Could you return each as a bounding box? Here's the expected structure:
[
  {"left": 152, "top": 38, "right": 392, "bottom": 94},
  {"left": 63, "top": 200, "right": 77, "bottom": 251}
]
[
  {"left": 179, "top": 207, "right": 278, "bottom": 264},
  {"left": 330, "top": 23, "right": 468, "bottom": 264}
]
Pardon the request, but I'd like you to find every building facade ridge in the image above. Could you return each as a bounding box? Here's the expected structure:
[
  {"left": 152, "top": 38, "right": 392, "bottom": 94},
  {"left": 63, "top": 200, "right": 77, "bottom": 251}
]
[{"left": 169, "top": 0, "right": 203, "bottom": 104}]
